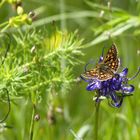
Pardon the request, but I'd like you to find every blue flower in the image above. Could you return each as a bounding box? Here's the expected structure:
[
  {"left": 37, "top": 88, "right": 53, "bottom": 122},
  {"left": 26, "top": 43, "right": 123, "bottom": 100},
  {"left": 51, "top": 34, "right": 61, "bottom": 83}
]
[{"left": 81, "top": 65, "right": 140, "bottom": 108}]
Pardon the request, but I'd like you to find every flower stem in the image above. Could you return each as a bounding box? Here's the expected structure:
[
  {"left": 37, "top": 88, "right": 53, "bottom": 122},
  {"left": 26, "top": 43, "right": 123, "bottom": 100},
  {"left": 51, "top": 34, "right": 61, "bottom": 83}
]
[
  {"left": 0, "top": 0, "right": 5, "bottom": 8},
  {"left": 94, "top": 102, "right": 100, "bottom": 140},
  {"left": 29, "top": 104, "right": 36, "bottom": 140},
  {"left": 60, "top": 0, "right": 66, "bottom": 30}
]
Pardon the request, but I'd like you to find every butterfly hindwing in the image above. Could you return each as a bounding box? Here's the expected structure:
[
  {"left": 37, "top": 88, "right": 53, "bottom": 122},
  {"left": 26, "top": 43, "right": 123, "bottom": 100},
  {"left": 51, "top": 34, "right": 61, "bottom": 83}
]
[
  {"left": 97, "top": 68, "right": 113, "bottom": 81},
  {"left": 81, "top": 67, "right": 113, "bottom": 81},
  {"left": 81, "top": 68, "right": 98, "bottom": 79}
]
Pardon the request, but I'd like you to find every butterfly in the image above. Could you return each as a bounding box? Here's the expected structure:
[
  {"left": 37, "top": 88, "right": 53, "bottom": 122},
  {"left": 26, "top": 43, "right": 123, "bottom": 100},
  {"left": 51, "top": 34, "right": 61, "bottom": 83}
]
[{"left": 81, "top": 44, "right": 120, "bottom": 81}]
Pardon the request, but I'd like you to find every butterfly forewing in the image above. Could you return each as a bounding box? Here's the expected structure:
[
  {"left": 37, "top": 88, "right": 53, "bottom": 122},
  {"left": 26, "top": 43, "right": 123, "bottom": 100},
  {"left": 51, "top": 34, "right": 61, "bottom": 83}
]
[
  {"left": 108, "top": 58, "right": 120, "bottom": 72},
  {"left": 103, "top": 44, "right": 117, "bottom": 63},
  {"left": 103, "top": 44, "right": 119, "bottom": 72},
  {"left": 97, "top": 68, "right": 113, "bottom": 81}
]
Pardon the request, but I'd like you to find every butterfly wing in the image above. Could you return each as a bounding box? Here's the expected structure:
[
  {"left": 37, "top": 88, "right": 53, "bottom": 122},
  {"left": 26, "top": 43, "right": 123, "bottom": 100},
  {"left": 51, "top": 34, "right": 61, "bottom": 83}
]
[
  {"left": 80, "top": 66, "right": 113, "bottom": 81},
  {"left": 108, "top": 58, "right": 120, "bottom": 72},
  {"left": 80, "top": 68, "right": 98, "bottom": 80},
  {"left": 103, "top": 44, "right": 120, "bottom": 72},
  {"left": 81, "top": 43, "right": 120, "bottom": 81},
  {"left": 97, "top": 67, "right": 113, "bottom": 81}
]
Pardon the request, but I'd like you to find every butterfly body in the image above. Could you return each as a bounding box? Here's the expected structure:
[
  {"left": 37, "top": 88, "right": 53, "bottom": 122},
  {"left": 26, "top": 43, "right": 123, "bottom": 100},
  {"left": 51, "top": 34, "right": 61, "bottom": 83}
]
[{"left": 81, "top": 44, "right": 120, "bottom": 81}]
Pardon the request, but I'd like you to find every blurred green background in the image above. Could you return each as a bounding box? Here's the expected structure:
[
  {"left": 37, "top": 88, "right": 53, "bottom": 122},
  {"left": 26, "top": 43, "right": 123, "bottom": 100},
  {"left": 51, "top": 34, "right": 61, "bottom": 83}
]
[{"left": 0, "top": 0, "right": 140, "bottom": 140}]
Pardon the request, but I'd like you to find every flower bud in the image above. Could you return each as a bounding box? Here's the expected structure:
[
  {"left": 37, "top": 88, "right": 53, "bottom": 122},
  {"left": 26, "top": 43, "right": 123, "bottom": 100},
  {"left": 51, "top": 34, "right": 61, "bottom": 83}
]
[
  {"left": 31, "top": 46, "right": 36, "bottom": 54},
  {"left": 34, "top": 114, "right": 40, "bottom": 121},
  {"left": 17, "top": 6, "right": 24, "bottom": 15},
  {"left": 26, "top": 18, "right": 32, "bottom": 25}
]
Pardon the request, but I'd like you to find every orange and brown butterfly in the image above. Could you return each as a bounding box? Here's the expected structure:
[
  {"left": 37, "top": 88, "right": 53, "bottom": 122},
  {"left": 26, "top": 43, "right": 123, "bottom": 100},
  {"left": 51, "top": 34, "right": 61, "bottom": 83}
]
[{"left": 81, "top": 44, "right": 120, "bottom": 81}]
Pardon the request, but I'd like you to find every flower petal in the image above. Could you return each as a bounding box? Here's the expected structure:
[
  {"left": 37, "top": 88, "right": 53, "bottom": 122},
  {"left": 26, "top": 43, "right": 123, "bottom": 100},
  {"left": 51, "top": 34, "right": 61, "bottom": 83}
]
[
  {"left": 109, "top": 91, "right": 123, "bottom": 108},
  {"left": 86, "top": 81, "right": 101, "bottom": 91},
  {"left": 121, "top": 85, "right": 134, "bottom": 94},
  {"left": 99, "top": 56, "right": 103, "bottom": 62},
  {"left": 110, "top": 97, "right": 123, "bottom": 108},
  {"left": 119, "top": 68, "right": 128, "bottom": 77},
  {"left": 110, "top": 91, "right": 118, "bottom": 102},
  {"left": 99, "top": 88, "right": 108, "bottom": 96},
  {"left": 112, "top": 79, "right": 122, "bottom": 90}
]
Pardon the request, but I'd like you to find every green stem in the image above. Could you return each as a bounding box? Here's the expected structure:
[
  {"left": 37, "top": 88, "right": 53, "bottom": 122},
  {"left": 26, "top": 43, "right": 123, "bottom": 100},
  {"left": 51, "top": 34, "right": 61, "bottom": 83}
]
[
  {"left": 60, "top": 0, "right": 66, "bottom": 31},
  {"left": 0, "top": 24, "right": 10, "bottom": 33},
  {"left": 0, "top": 21, "right": 8, "bottom": 29},
  {"left": 29, "top": 104, "right": 36, "bottom": 140},
  {"left": 0, "top": 0, "right": 5, "bottom": 8},
  {"left": 94, "top": 102, "right": 100, "bottom": 140}
]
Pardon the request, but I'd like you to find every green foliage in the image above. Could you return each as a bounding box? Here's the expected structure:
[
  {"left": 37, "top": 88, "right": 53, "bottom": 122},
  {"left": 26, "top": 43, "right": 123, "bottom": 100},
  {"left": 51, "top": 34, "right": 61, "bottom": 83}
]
[{"left": 0, "top": 29, "right": 83, "bottom": 97}]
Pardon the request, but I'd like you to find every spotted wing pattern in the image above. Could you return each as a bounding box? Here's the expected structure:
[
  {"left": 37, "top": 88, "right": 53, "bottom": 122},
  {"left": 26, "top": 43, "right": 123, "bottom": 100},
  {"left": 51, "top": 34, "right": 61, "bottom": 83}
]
[
  {"left": 81, "top": 44, "right": 120, "bottom": 81},
  {"left": 103, "top": 44, "right": 120, "bottom": 72},
  {"left": 81, "top": 68, "right": 98, "bottom": 79},
  {"left": 96, "top": 67, "right": 114, "bottom": 81},
  {"left": 81, "top": 67, "right": 113, "bottom": 81}
]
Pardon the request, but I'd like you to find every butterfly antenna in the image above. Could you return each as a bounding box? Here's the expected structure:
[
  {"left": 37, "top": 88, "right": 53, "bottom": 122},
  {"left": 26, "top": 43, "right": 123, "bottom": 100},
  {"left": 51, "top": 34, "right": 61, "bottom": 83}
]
[
  {"left": 128, "top": 67, "right": 140, "bottom": 81},
  {"left": 101, "top": 45, "right": 110, "bottom": 57},
  {"left": 84, "top": 59, "right": 95, "bottom": 72},
  {"left": 0, "top": 88, "right": 11, "bottom": 123},
  {"left": 0, "top": 32, "right": 11, "bottom": 65}
]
